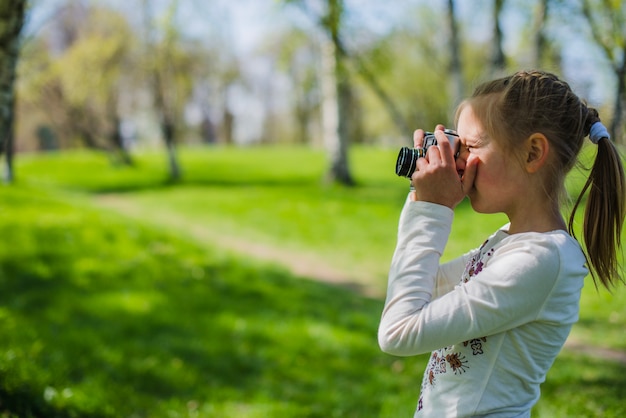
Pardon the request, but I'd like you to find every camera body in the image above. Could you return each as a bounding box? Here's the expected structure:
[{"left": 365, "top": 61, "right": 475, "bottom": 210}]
[{"left": 395, "top": 129, "right": 459, "bottom": 178}]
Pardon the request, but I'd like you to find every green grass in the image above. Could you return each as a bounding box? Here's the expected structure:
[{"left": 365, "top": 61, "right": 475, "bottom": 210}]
[
  {"left": 16, "top": 147, "right": 507, "bottom": 290},
  {"left": 0, "top": 186, "right": 429, "bottom": 417},
  {"left": 1, "top": 144, "right": 624, "bottom": 417}
]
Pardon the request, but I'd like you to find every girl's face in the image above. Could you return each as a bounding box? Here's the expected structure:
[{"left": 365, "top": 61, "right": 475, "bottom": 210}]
[{"left": 455, "top": 105, "right": 527, "bottom": 216}]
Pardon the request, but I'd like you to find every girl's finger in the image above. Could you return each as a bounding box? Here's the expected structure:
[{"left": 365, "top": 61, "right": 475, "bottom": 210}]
[{"left": 413, "top": 129, "right": 425, "bottom": 148}]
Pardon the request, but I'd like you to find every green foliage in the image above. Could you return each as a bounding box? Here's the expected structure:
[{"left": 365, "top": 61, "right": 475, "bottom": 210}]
[
  {"left": 356, "top": 24, "right": 453, "bottom": 140},
  {"left": 2, "top": 146, "right": 625, "bottom": 417}
]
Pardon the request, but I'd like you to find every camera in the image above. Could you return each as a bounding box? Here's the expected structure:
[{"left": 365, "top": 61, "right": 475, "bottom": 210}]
[{"left": 395, "top": 129, "right": 459, "bottom": 178}]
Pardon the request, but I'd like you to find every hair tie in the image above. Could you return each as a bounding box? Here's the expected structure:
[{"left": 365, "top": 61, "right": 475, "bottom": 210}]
[{"left": 589, "top": 121, "right": 610, "bottom": 144}]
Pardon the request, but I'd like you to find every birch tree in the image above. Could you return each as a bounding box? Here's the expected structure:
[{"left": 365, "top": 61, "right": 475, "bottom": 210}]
[
  {"left": 447, "top": 0, "right": 464, "bottom": 110},
  {"left": 0, "top": 0, "right": 27, "bottom": 183},
  {"left": 285, "top": 0, "right": 354, "bottom": 185},
  {"left": 320, "top": 0, "right": 353, "bottom": 185},
  {"left": 490, "top": 0, "right": 507, "bottom": 77},
  {"left": 532, "top": 0, "right": 549, "bottom": 68},
  {"left": 142, "top": 0, "right": 190, "bottom": 181}
]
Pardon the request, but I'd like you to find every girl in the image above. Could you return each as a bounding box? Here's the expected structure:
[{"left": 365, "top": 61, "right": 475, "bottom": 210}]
[{"left": 378, "top": 70, "right": 625, "bottom": 417}]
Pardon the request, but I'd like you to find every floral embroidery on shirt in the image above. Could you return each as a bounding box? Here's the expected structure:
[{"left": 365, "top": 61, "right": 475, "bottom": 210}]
[
  {"left": 421, "top": 344, "right": 477, "bottom": 391},
  {"left": 445, "top": 352, "right": 469, "bottom": 374},
  {"left": 431, "top": 352, "right": 447, "bottom": 375},
  {"left": 418, "top": 347, "right": 471, "bottom": 410},
  {"left": 463, "top": 238, "right": 496, "bottom": 283},
  {"left": 418, "top": 236, "right": 500, "bottom": 413},
  {"left": 463, "top": 337, "right": 487, "bottom": 355}
]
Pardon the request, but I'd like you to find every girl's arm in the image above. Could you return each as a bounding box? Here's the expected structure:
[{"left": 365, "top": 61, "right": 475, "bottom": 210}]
[{"left": 378, "top": 201, "right": 584, "bottom": 357}]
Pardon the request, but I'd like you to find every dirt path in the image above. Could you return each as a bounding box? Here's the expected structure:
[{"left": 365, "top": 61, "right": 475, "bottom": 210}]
[
  {"left": 94, "top": 194, "right": 626, "bottom": 363},
  {"left": 95, "top": 194, "right": 383, "bottom": 298},
  {"left": 564, "top": 338, "right": 626, "bottom": 365}
]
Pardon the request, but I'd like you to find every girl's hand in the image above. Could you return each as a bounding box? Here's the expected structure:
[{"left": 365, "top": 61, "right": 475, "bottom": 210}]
[
  {"left": 411, "top": 129, "right": 478, "bottom": 208},
  {"left": 409, "top": 125, "right": 445, "bottom": 201}
]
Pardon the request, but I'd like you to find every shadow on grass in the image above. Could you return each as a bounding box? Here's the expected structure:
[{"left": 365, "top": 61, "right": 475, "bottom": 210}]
[
  {"left": 55, "top": 175, "right": 393, "bottom": 196},
  {"left": 74, "top": 177, "right": 330, "bottom": 195},
  {"left": 571, "top": 316, "right": 626, "bottom": 352},
  {"left": 0, "top": 203, "right": 419, "bottom": 416}
]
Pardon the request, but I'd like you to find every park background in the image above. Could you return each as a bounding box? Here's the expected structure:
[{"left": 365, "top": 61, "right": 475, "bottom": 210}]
[{"left": 0, "top": 0, "right": 625, "bottom": 416}]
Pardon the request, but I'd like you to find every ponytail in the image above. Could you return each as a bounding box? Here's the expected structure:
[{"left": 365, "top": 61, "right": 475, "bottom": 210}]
[{"left": 568, "top": 110, "right": 626, "bottom": 290}]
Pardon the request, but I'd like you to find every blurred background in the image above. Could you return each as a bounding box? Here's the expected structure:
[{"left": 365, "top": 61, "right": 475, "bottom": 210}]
[
  {"left": 0, "top": 1, "right": 625, "bottom": 417},
  {"left": 8, "top": 0, "right": 626, "bottom": 183}
]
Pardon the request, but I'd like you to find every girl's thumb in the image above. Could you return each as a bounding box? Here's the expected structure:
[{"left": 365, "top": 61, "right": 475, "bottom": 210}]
[{"left": 461, "top": 156, "right": 479, "bottom": 193}]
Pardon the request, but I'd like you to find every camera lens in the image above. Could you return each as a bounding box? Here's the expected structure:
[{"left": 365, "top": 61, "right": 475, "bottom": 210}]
[
  {"left": 396, "top": 147, "right": 421, "bottom": 178},
  {"left": 395, "top": 130, "right": 459, "bottom": 179}
]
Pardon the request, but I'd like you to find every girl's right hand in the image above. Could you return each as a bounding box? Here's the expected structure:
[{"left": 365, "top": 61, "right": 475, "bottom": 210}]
[
  {"left": 411, "top": 128, "right": 478, "bottom": 208},
  {"left": 410, "top": 126, "right": 446, "bottom": 201}
]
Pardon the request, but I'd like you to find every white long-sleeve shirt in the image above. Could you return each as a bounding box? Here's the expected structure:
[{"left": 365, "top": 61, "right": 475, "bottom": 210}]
[{"left": 378, "top": 198, "right": 587, "bottom": 417}]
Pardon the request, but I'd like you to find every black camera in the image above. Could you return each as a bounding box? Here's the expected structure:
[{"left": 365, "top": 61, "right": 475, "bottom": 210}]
[{"left": 395, "top": 129, "right": 459, "bottom": 178}]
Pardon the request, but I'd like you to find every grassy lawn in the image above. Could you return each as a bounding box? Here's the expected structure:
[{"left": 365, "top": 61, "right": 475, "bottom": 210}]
[
  {"left": 0, "top": 145, "right": 624, "bottom": 417},
  {"left": 16, "top": 147, "right": 508, "bottom": 291}
]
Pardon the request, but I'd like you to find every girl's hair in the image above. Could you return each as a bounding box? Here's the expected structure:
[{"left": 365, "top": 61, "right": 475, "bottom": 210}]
[{"left": 458, "top": 70, "right": 625, "bottom": 290}]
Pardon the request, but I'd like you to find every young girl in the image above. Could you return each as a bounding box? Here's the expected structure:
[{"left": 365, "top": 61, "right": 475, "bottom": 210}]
[{"left": 378, "top": 70, "right": 625, "bottom": 417}]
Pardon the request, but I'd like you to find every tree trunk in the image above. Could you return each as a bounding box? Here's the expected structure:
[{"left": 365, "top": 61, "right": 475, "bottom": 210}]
[
  {"left": 109, "top": 113, "right": 133, "bottom": 165},
  {"left": 532, "top": 0, "right": 548, "bottom": 69},
  {"left": 0, "top": 0, "right": 26, "bottom": 183},
  {"left": 222, "top": 106, "right": 234, "bottom": 145},
  {"left": 162, "top": 119, "right": 181, "bottom": 180},
  {"left": 490, "top": 0, "right": 507, "bottom": 77},
  {"left": 320, "top": 35, "right": 340, "bottom": 165},
  {"left": 322, "top": 0, "right": 353, "bottom": 186},
  {"left": 3, "top": 94, "right": 14, "bottom": 183},
  {"left": 153, "top": 66, "right": 181, "bottom": 181},
  {"left": 320, "top": 30, "right": 353, "bottom": 185},
  {"left": 447, "top": 0, "right": 464, "bottom": 112},
  {"left": 334, "top": 57, "right": 353, "bottom": 184},
  {"left": 295, "top": 102, "right": 310, "bottom": 145},
  {"left": 610, "top": 46, "right": 626, "bottom": 145},
  {"left": 143, "top": 0, "right": 182, "bottom": 181}
]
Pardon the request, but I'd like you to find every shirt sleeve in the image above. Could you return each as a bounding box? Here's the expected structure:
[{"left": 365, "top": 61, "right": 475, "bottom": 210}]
[
  {"left": 378, "top": 202, "right": 563, "bottom": 357},
  {"left": 433, "top": 256, "right": 467, "bottom": 299}
]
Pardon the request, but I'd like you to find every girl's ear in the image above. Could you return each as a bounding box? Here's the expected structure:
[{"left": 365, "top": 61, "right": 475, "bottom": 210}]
[{"left": 525, "top": 133, "right": 550, "bottom": 173}]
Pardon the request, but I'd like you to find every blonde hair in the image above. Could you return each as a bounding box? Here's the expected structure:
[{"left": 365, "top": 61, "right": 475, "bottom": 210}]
[{"left": 460, "top": 70, "right": 625, "bottom": 289}]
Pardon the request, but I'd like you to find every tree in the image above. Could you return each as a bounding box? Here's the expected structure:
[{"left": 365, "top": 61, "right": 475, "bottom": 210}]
[
  {"left": 17, "top": 2, "right": 137, "bottom": 162},
  {"left": 345, "top": 40, "right": 411, "bottom": 137},
  {"left": 0, "top": 0, "right": 27, "bottom": 183},
  {"left": 532, "top": 0, "right": 549, "bottom": 68},
  {"left": 320, "top": 0, "right": 354, "bottom": 185},
  {"left": 277, "top": 28, "right": 320, "bottom": 145},
  {"left": 490, "top": 0, "right": 507, "bottom": 77},
  {"left": 56, "top": 6, "right": 135, "bottom": 164},
  {"left": 142, "top": 0, "right": 199, "bottom": 181},
  {"left": 581, "top": 0, "right": 626, "bottom": 144},
  {"left": 447, "top": 0, "right": 464, "bottom": 110},
  {"left": 354, "top": 7, "right": 460, "bottom": 137},
  {"left": 286, "top": 0, "right": 354, "bottom": 185}
]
